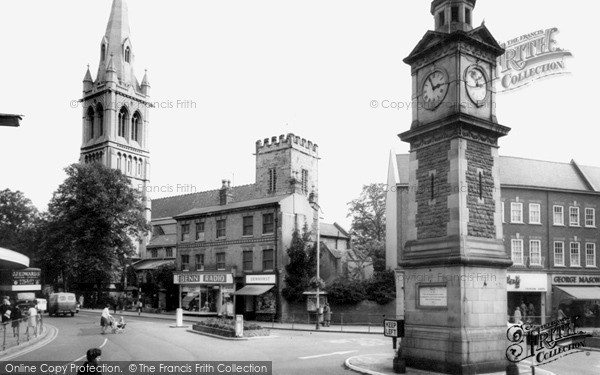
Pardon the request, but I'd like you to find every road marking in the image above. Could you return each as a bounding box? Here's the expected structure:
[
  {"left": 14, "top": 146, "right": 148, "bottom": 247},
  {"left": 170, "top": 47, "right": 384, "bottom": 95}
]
[
  {"left": 299, "top": 350, "right": 358, "bottom": 360},
  {"left": 70, "top": 338, "right": 108, "bottom": 364}
]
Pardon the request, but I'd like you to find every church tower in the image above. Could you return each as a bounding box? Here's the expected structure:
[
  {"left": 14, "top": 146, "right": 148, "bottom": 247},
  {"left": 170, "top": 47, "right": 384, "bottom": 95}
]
[
  {"left": 397, "top": 1, "right": 512, "bottom": 373},
  {"left": 80, "top": 0, "right": 151, "bottom": 256}
]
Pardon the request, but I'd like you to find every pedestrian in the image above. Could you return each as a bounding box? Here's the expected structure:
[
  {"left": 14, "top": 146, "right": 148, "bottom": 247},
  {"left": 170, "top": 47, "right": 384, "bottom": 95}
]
[
  {"left": 557, "top": 305, "right": 567, "bottom": 320},
  {"left": 79, "top": 295, "right": 84, "bottom": 309},
  {"left": 323, "top": 302, "right": 331, "bottom": 327},
  {"left": 527, "top": 302, "right": 536, "bottom": 324},
  {"left": 11, "top": 304, "right": 21, "bottom": 337},
  {"left": 100, "top": 304, "right": 112, "bottom": 334},
  {"left": 112, "top": 300, "right": 117, "bottom": 315},
  {"left": 513, "top": 306, "right": 522, "bottom": 325},
  {"left": 137, "top": 300, "right": 143, "bottom": 316},
  {"left": 77, "top": 348, "right": 102, "bottom": 375},
  {"left": 520, "top": 300, "right": 528, "bottom": 322},
  {"left": 27, "top": 302, "right": 38, "bottom": 337},
  {"left": 1, "top": 298, "right": 12, "bottom": 326}
]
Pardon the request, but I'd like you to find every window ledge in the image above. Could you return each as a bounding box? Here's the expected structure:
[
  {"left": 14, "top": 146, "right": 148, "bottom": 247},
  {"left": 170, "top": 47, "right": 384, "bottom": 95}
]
[
  {"left": 569, "top": 224, "right": 581, "bottom": 228},
  {"left": 585, "top": 226, "right": 597, "bottom": 229},
  {"left": 585, "top": 266, "right": 598, "bottom": 269},
  {"left": 528, "top": 222, "right": 543, "bottom": 225},
  {"left": 569, "top": 266, "right": 582, "bottom": 268},
  {"left": 553, "top": 224, "right": 565, "bottom": 227},
  {"left": 262, "top": 233, "right": 274, "bottom": 236},
  {"left": 553, "top": 265, "right": 566, "bottom": 268},
  {"left": 510, "top": 221, "right": 525, "bottom": 225}
]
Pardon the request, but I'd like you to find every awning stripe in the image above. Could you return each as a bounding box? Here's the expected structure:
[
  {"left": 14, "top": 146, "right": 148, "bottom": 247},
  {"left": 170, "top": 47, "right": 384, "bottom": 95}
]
[{"left": 232, "top": 285, "right": 274, "bottom": 296}]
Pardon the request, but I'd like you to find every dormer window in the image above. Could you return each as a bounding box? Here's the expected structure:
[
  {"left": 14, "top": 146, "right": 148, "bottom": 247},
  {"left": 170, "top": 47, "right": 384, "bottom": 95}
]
[
  {"left": 451, "top": 6, "right": 459, "bottom": 22},
  {"left": 125, "top": 46, "right": 131, "bottom": 63}
]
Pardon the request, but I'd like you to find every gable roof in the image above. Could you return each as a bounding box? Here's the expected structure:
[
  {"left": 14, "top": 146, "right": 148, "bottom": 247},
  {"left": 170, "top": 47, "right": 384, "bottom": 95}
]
[
  {"left": 151, "top": 184, "right": 259, "bottom": 220},
  {"left": 393, "top": 154, "right": 600, "bottom": 193},
  {"left": 147, "top": 234, "right": 177, "bottom": 249},
  {"left": 320, "top": 222, "right": 350, "bottom": 239}
]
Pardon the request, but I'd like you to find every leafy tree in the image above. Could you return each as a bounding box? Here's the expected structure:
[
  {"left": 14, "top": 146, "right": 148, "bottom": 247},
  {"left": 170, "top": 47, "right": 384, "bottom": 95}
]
[
  {"left": 347, "top": 183, "right": 387, "bottom": 275},
  {"left": 281, "top": 224, "right": 316, "bottom": 302},
  {"left": 41, "top": 163, "right": 150, "bottom": 292},
  {"left": 0, "top": 189, "right": 42, "bottom": 257},
  {"left": 365, "top": 269, "right": 396, "bottom": 305},
  {"left": 325, "top": 276, "right": 366, "bottom": 305}
]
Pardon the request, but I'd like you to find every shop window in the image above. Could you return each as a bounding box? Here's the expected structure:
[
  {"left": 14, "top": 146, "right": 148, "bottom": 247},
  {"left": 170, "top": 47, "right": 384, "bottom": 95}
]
[
  {"left": 243, "top": 251, "right": 253, "bottom": 272},
  {"left": 553, "top": 206, "right": 564, "bottom": 226},
  {"left": 585, "top": 208, "right": 596, "bottom": 227},
  {"left": 262, "top": 249, "right": 274, "bottom": 271},
  {"left": 181, "top": 254, "right": 189, "bottom": 271},
  {"left": 216, "top": 253, "right": 226, "bottom": 270},
  {"left": 262, "top": 213, "right": 274, "bottom": 234},
  {"left": 195, "top": 254, "right": 204, "bottom": 271},
  {"left": 243, "top": 216, "right": 253, "bottom": 236},
  {"left": 181, "top": 223, "right": 190, "bottom": 242},
  {"left": 586, "top": 243, "right": 596, "bottom": 267},
  {"left": 216, "top": 219, "right": 226, "bottom": 239},
  {"left": 554, "top": 242, "right": 564, "bottom": 266},
  {"left": 570, "top": 242, "right": 580, "bottom": 267},
  {"left": 195, "top": 222, "right": 205, "bottom": 241}
]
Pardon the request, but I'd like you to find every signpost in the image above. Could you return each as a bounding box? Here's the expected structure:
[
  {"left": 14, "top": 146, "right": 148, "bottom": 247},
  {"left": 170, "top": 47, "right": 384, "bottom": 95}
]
[{"left": 384, "top": 319, "right": 405, "bottom": 374}]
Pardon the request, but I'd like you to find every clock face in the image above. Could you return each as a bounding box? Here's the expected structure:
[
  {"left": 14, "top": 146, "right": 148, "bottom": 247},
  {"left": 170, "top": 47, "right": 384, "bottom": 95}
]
[
  {"left": 465, "top": 66, "right": 488, "bottom": 105},
  {"left": 422, "top": 70, "right": 448, "bottom": 110}
]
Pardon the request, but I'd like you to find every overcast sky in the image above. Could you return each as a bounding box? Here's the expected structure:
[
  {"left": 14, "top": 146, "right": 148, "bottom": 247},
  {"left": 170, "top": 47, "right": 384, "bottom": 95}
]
[{"left": 0, "top": 0, "right": 595, "bottom": 229}]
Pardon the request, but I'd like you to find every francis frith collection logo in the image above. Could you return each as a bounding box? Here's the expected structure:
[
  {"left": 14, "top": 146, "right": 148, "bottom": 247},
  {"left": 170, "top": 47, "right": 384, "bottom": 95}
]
[{"left": 506, "top": 316, "right": 591, "bottom": 365}]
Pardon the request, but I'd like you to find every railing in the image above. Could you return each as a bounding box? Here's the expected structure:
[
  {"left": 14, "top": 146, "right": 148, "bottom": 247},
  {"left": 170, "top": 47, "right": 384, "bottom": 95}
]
[
  {"left": 506, "top": 315, "right": 553, "bottom": 325},
  {"left": 1, "top": 313, "right": 44, "bottom": 352},
  {"left": 261, "top": 313, "right": 398, "bottom": 332}
]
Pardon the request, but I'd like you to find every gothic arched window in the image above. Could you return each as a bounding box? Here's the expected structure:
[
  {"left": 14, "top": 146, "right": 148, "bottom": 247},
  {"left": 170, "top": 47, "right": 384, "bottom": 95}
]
[
  {"left": 118, "top": 107, "right": 128, "bottom": 138},
  {"left": 86, "top": 106, "right": 95, "bottom": 140},
  {"left": 125, "top": 46, "right": 131, "bottom": 63},
  {"left": 131, "top": 112, "right": 141, "bottom": 142},
  {"left": 96, "top": 104, "right": 104, "bottom": 136}
]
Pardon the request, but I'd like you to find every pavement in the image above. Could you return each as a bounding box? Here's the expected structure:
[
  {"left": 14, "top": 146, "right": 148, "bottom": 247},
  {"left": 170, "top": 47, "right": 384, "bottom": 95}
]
[{"left": 7, "top": 309, "right": 597, "bottom": 374}]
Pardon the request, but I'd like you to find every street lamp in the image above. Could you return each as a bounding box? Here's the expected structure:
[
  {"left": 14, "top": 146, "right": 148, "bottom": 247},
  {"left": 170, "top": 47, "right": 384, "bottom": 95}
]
[{"left": 309, "top": 190, "right": 322, "bottom": 330}]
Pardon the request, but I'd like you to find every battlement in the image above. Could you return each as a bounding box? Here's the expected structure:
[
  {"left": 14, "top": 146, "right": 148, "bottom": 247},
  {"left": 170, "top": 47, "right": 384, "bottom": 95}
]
[{"left": 255, "top": 133, "right": 318, "bottom": 156}]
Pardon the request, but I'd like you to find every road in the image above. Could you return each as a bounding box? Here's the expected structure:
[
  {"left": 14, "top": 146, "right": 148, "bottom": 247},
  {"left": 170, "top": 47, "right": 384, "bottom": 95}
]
[{"left": 7, "top": 312, "right": 393, "bottom": 375}]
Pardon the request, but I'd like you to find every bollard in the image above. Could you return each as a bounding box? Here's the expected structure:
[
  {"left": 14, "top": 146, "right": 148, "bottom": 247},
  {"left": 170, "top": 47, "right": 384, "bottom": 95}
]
[
  {"left": 235, "top": 315, "right": 244, "bottom": 338},
  {"left": 175, "top": 308, "right": 183, "bottom": 327}
]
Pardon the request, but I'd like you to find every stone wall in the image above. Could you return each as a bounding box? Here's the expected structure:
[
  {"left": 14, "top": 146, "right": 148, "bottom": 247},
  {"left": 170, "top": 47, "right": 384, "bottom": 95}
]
[{"left": 466, "top": 140, "right": 496, "bottom": 238}]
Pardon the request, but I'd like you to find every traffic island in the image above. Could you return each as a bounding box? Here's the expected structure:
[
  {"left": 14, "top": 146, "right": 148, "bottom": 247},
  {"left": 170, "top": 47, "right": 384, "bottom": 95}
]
[{"left": 191, "top": 318, "right": 270, "bottom": 338}]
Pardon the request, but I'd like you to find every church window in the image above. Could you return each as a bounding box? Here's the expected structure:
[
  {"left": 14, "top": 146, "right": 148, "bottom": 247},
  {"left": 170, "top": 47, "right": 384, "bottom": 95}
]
[
  {"left": 125, "top": 47, "right": 131, "bottom": 63},
  {"left": 96, "top": 104, "right": 104, "bottom": 136},
  {"left": 118, "top": 107, "right": 128, "bottom": 137},
  {"left": 127, "top": 156, "right": 132, "bottom": 174},
  {"left": 301, "top": 169, "right": 309, "bottom": 194},
  {"left": 86, "top": 107, "right": 95, "bottom": 140},
  {"left": 132, "top": 112, "right": 141, "bottom": 142},
  {"left": 268, "top": 168, "right": 277, "bottom": 192},
  {"left": 117, "top": 153, "right": 122, "bottom": 170}
]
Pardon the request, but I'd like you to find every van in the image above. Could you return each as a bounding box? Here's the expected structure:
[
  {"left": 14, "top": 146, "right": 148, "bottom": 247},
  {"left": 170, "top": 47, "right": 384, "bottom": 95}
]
[{"left": 48, "top": 293, "right": 77, "bottom": 317}]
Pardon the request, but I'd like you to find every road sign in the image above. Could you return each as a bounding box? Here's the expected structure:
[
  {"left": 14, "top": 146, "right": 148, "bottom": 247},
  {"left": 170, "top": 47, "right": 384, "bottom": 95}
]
[{"left": 383, "top": 319, "right": 404, "bottom": 338}]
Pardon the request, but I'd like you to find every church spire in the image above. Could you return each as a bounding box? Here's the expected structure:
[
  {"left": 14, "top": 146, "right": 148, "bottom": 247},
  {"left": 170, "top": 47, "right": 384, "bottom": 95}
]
[
  {"left": 431, "top": 0, "right": 476, "bottom": 33},
  {"left": 97, "top": 0, "right": 137, "bottom": 87}
]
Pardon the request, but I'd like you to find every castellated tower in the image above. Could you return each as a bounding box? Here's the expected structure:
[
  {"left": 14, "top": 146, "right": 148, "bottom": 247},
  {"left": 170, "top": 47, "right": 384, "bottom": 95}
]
[
  {"left": 255, "top": 134, "right": 319, "bottom": 198},
  {"left": 79, "top": 0, "right": 151, "bottom": 257}
]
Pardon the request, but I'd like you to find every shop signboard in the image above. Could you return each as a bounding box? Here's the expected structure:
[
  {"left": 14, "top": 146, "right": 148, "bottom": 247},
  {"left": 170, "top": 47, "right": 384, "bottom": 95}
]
[
  {"left": 0, "top": 268, "right": 41, "bottom": 291},
  {"left": 173, "top": 272, "right": 233, "bottom": 285},
  {"left": 551, "top": 274, "right": 600, "bottom": 286},
  {"left": 507, "top": 273, "right": 547, "bottom": 291},
  {"left": 245, "top": 274, "right": 276, "bottom": 284}
]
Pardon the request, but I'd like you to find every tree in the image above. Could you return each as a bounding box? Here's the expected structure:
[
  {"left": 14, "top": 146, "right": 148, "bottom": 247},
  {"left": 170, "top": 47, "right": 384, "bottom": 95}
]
[
  {"left": 281, "top": 224, "right": 316, "bottom": 302},
  {"left": 347, "top": 183, "right": 387, "bottom": 275},
  {"left": 0, "top": 189, "right": 42, "bottom": 257},
  {"left": 41, "top": 163, "right": 149, "bottom": 292}
]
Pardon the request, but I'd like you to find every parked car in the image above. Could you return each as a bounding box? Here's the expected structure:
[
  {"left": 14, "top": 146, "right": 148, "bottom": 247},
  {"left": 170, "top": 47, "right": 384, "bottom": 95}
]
[{"left": 48, "top": 293, "right": 77, "bottom": 317}]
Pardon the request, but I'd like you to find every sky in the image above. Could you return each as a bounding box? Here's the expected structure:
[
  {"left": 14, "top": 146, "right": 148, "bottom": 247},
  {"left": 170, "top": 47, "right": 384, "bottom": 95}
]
[{"left": 0, "top": 0, "right": 596, "bottom": 230}]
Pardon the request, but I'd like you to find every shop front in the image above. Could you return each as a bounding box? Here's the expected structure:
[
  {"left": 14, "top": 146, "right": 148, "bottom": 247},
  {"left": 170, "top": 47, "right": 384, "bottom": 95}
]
[
  {"left": 551, "top": 273, "right": 600, "bottom": 327},
  {"left": 0, "top": 267, "right": 42, "bottom": 301},
  {"left": 173, "top": 272, "right": 233, "bottom": 316},
  {"left": 506, "top": 272, "right": 547, "bottom": 324},
  {"left": 232, "top": 274, "right": 276, "bottom": 321}
]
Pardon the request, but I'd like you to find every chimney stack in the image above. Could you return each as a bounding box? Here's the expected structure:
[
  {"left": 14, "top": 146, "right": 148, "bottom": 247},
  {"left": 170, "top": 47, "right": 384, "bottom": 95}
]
[{"left": 219, "top": 179, "right": 233, "bottom": 205}]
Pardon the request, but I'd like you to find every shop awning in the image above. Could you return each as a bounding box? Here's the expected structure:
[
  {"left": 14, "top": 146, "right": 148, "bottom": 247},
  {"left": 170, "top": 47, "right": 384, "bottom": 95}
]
[
  {"left": 132, "top": 259, "right": 175, "bottom": 271},
  {"left": 232, "top": 285, "right": 274, "bottom": 296},
  {"left": 0, "top": 247, "right": 29, "bottom": 269},
  {"left": 555, "top": 286, "right": 600, "bottom": 300}
]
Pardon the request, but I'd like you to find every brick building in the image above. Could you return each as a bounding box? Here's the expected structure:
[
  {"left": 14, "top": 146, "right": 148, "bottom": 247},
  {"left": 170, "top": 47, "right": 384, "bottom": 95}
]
[
  {"left": 148, "top": 134, "right": 351, "bottom": 319},
  {"left": 387, "top": 154, "right": 600, "bottom": 325}
]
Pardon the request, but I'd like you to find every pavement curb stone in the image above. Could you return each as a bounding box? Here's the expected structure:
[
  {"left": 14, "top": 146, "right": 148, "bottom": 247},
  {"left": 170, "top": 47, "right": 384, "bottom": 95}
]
[{"left": 0, "top": 324, "right": 58, "bottom": 360}]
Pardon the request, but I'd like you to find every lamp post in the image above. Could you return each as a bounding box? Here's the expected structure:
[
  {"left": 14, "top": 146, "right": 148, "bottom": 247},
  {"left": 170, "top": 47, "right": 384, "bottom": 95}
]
[{"left": 309, "top": 190, "right": 321, "bottom": 330}]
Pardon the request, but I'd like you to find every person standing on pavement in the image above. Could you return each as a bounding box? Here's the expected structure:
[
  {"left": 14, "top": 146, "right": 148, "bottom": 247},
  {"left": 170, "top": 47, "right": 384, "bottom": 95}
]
[
  {"left": 323, "top": 302, "right": 332, "bottom": 327},
  {"left": 1, "top": 298, "right": 12, "bottom": 326},
  {"left": 100, "top": 304, "right": 112, "bottom": 334},
  {"left": 11, "top": 304, "right": 21, "bottom": 337},
  {"left": 27, "top": 302, "right": 38, "bottom": 337},
  {"left": 137, "top": 300, "right": 143, "bottom": 316}
]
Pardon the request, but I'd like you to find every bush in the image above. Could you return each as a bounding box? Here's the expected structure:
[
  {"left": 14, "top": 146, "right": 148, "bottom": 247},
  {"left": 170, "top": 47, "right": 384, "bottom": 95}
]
[
  {"left": 326, "top": 277, "right": 366, "bottom": 305},
  {"left": 196, "top": 318, "right": 263, "bottom": 331},
  {"left": 365, "top": 269, "right": 396, "bottom": 305}
]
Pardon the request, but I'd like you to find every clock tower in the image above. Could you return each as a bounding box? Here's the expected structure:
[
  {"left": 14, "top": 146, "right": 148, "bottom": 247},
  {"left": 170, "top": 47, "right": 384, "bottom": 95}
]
[{"left": 398, "top": 1, "right": 512, "bottom": 373}]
